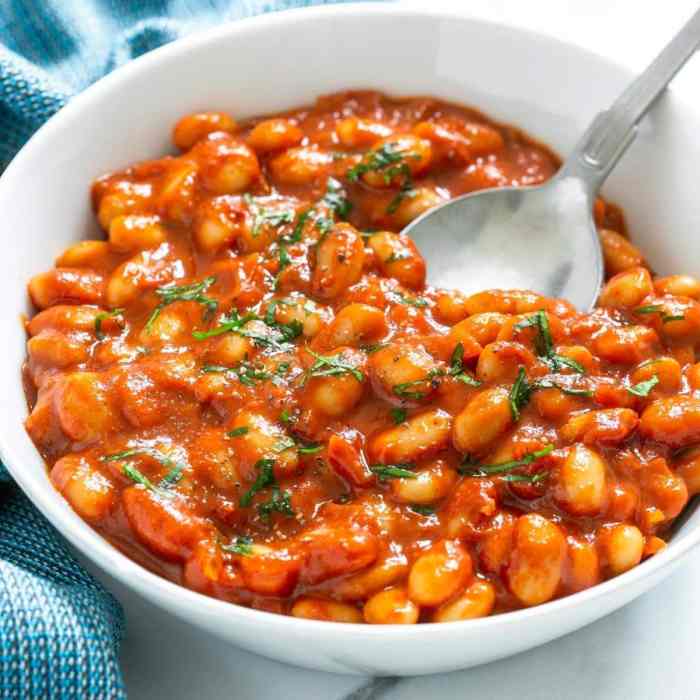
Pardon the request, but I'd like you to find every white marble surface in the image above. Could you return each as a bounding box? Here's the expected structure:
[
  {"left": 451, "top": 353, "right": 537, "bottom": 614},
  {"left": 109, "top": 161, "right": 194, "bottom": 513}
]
[{"left": 95, "top": 1, "right": 700, "bottom": 697}]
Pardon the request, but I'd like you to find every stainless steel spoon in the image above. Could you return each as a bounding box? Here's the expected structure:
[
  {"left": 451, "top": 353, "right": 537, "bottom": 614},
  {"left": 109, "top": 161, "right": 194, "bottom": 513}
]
[{"left": 404, "top": 8, "right": 700, "bottom": 310}]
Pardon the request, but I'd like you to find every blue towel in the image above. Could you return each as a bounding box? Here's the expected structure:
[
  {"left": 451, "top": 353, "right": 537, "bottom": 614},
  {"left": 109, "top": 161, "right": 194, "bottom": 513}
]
[{"left": 0, "top": 1, "right": 361, "bottom": 697}]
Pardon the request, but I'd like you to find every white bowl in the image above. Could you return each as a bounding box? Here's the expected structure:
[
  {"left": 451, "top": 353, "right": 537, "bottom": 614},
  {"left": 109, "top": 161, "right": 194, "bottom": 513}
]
[{"left": 2, "top": 3, "right": 700, "bottom": 677}]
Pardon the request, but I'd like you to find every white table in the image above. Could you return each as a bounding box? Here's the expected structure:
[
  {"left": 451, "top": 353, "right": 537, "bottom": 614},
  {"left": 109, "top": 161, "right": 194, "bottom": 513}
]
[{"left": 100, "top": 1, "right": 700, "bottom": 697}]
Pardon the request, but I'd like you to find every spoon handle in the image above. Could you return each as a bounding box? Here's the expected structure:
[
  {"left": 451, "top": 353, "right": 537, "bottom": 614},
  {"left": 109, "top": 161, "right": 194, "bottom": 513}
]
[{"left": 560, "top": 7, "right": 700, "bottom": 193}]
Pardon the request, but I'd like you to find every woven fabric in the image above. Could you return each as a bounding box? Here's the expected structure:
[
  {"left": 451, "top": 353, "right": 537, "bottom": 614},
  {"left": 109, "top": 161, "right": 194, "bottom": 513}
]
[{"left": 0, "top": 1, "right": 366, "bottom": 697}]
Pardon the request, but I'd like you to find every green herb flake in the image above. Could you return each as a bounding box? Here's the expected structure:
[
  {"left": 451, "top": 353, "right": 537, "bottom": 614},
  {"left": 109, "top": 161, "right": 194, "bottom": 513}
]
[
  {"left": 384, "top": 251, "right": 411, "bottom": 264},
  {"left": 101, "top": 449, "right": 142, "bottom": 463},
  {"left": 298, "top": 442, "right": 323, "bottom": 455},
  {"left": 509, "top": 367, "right": 533, "bottom": 421},
  {"left": 390, "top": 292, "right": 428, "bottom": 308},
  {"left": 193, "top": 308, "right": 302, "bottom": 352},
  {"left": 275, "top": 362, "right": 291, "bottom": 376},
  {"left": 235, "top": 361, "right": 272, "bottom": 387},
  {"left": 515, "top": 310, "right": 585, "bottom": 374},
  {"left": 347, "top": 142, "right": 417, "bottom": 184},
  {"left": 257, "top": 487, "right": 295, "bottom": 522},
  {"left": 227, "top": 426, "right": 250, "bottom": 438},
  {"left": 123, "top": 463, "right": 156, "bottom": 491},
  {"left": 386, "top": 187, "right": 417, "bottom": 215},
  {"left": 146, "top": 276, "right": 217, "bottom": 332},
  {"left": 243, "top": 194, "right": 295, "bottom": 236},
  {"left": 393, "top": 368, "right": 443, "bottom": 401},
  {"left": 448, "top": 342, "right": 482, "bottom": 387},
  {"left": 94, "top": 308, "right": 124, "bottom": 341},
  {"left": 192, "top": 309, "right": 258, "bottom": 340},
  {"left": 627, "top": 374, "right": 659, "bottom": 397},
  {"left": 103, "top": 445, "right": 187, "bottom": 490},
  {"left": 304, "top": 348, "right": 364, "bottom": 384},
  {"left": 459, "top": 444, "right": 555, "bottom": 481},
  {"left": 240, "top": 459, "right": 276, "bottom": 508},
  {"left": 634, "top": 304, "right": 685, "bottom": 324},
  {"left": 409, "top": 504, "right": 435, "bottom": 516},
  {"left": 280, "top": 409, "right": 294, "bottom": 424},
  {"left": 390, "top": 407, "right": 407, "bottom": 425},
  {"left": 370, "top": 463, "right": 417, "bottom": 481},
  {"left": 360, "top": 342, "right": 388, "bottom": 354},
  {"left": 321, "top": 177, "right": 352, "bottom": 219},
  {"left": 201, "top": 364, "right": 232, "bottom": 374},
  {"left": 221, "top": 536, "right": 254, "bottom": 556},
  {"left": 533, "top": 379, "right": 593, "bottom": 398}
]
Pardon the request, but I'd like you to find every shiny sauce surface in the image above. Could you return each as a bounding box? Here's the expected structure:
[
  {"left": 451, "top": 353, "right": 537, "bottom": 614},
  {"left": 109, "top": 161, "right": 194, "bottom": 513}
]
[{"left": 24, "top": 91, "right": 700, "bottom": 624}]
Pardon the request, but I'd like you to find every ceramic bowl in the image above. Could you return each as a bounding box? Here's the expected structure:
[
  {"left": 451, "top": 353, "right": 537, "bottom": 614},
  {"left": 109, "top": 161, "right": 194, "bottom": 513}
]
[{"left": 2, "top": 3, "right": 700, "bottom": 676}]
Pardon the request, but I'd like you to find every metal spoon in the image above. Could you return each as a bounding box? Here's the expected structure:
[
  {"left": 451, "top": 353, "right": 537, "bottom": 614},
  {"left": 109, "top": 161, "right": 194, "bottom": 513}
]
[{"left": 404, "top": 8, "right": 700, "bottom": 310}]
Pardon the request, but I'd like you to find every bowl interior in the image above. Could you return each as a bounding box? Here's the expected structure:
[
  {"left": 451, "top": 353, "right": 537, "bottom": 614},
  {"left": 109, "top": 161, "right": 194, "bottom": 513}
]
[{"left": 2, "top": 4, "right": 700, "bottom": 675}]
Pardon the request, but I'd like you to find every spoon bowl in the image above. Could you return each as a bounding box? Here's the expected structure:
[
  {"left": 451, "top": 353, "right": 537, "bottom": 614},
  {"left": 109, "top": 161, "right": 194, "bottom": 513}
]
[{"left": 405, "top": 175, "right": 602, "bottom": 309}]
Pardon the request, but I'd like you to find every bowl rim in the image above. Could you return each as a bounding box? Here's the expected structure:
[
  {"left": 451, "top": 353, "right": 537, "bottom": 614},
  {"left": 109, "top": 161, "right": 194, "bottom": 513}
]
[{"left": 2, "top": 1, "right": 699, "bottom": 639}]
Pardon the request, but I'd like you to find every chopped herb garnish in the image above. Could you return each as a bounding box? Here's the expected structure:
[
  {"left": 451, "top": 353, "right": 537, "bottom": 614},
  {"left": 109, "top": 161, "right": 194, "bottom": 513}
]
[
  {"left": 550, "top": 355, "right": 586, "bottom": 373},
  {"left": 347, "top": 142, "right": 417, "bottom": 184},
  {"left": 384, "top": 252, "right": 411, "bottom": 264},
  {"left": 393, "top": 368, "right": 443, "bottom": 401},
  {"left": 94, "top": 308, "right": 124, "bottom": 341},
  {"left": 274, "top": 243, "right": 292, "bottom": 288},
  {"left": 361, "top": 342, "right": 388, "bottom": 354},
  {"left": 635, "top": 304, "right": 663, "bottom": 315},
  {"left": 390, "top": 291, "right": 428, "bottom": 308},
  {"left": 101, "top": 449, "right": 141, "bottom": 462},
  {"left": 298, "top": 442, "right": 323, "bottom": 455},
  {"left": 321, "top": 177, "right": 352, "bottom": 219},
  {"left": 459, "top": 445, "right": 555, "bottom": 482},
  {"left": 193, "top": 308, "right": 302, "bottom": 352},
  {"left": 634, "top": 304, "right": 685, "bottom": 323},
  {"left": 235, "top": 361, "right": 272, "bottom": 386},
  {"left": 103, "top": 445, "right": 187, "bottom": 491},
  {"left": 509, "top": 367, "right": 533, "bottom": 421},
  {"left": 304, "top": 348, "right": 364, "bottom": 384},
  {"left": 627, "top": 374, "right": 659, "bottom": 397},
  {"left": 515, "top": 310, "right": 553, "bottom": 356},
  {"left": 370, "top": 463, "right": 417, "bottom": 480},
  {"left": 123, "top": 463, "right": 156, "bottom": 490},
  {"left": 280, "top": 409, "right": 293, "bottom": 424},
  {"left": 409, "top": 504, "right": 435, "bottom": 515},
  {"left": 201, "top": 364, "right": 232, "bottom": 373},
  {"left": 257, "top": 487, "right": 295, "bottom": 521},
  {"left": 391, "top": 407, "right": 407, "bottom": 424},
  {"left": 286, "top": 179, "right": 350, "bottom": 247},
  {"left": 533, "top": 379, "right": 593, "bottom": 398},
  {"left": 145, "top": 276, "right": 217, "bottom": 332},
  {"left": 515, "top": 310, "right": 584, "bottom": 374},
  {"left": 221, "top": 536, "right": 254, "bottom": 556},
  {"left": 203, "top": 360, "right": 271, "bottom": 386},
  {"left": 159, "top": 459, "right": 186, "bottom": 487},
  {"left": 501, "top": 472, "right": 550, "bottom": 484},
  {"left": 238, "top": 319, "right": 303, "bottom": 350},
  {"left": 448, "top": 343, "right": 482, "bottom": 387},
  {"left": 227, "top": 426, "right": 250, "bottom": 438},
  {"left": 243, "top": 194, "right": 294, "bottom": 236},
  {"left": 240, "top": 459, "right": 276, "bottom": 508},
  {"left": 238, "top": 459, "right": 297, "bottom": 522},
  {"left": 192, "top": 309, "right": 257, "bottom": 340},
  {"left": 386, "top": 186, "right": 417, "bottom": 215}
]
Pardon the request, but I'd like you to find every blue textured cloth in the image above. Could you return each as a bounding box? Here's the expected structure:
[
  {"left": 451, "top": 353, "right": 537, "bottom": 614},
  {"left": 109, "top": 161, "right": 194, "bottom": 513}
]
[{"left": 0, "top": 1, "right": 360, "bottom": 697}]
